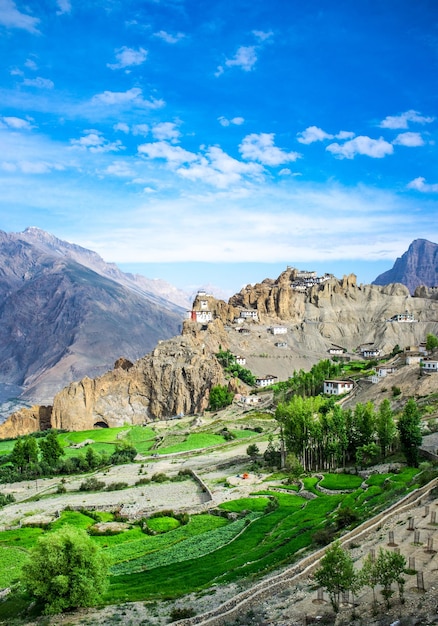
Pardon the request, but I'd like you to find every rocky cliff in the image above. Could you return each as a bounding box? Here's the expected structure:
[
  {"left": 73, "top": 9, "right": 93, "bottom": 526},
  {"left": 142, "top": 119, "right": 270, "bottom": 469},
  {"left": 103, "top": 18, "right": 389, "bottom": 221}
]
[
  {"left": 2, "top": 268, "right": 438, "bottom": 438},
  {"left": 373, "top": 238, "right": 438, "bottom": 294}
]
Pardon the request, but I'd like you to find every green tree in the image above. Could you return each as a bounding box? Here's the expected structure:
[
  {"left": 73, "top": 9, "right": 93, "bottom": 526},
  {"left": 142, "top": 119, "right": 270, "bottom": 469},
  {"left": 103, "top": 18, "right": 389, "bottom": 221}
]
[
  {"left": 208, "top": 385, "right": 234, "bottom": 411},
  {"left": 397, "top": 398, "right": 422, "bottom": 466},
  {"left": 10, "top": 438, "right": 25, "bottom": 473},
  {"left": 377, "top": 399, "right": 396, "bottom": 458},
  {"left": 375, "top": 548, "right": 407, "bottom": 608},
  {"left": 246, "top": 443, "right": 260, "bottom": 460},
  {"left": 39, "top": 431, "right": 64, "bottom": 468},
  {"left": 426, "top": 333, "right": 438, "bottom": 351},
  {"left": 313, "top": 541, "right": 356, "bottom": 612},
  {"left": 21, "top": 526, "right": 108, "bottom": 614}
]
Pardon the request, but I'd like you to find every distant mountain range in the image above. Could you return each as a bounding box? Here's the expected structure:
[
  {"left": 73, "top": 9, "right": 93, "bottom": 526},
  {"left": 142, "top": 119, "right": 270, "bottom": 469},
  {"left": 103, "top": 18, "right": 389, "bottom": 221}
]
[
  {"left": 373, "top": 239, "right": 438, "bottom": 294},
  {"left": 0, "top": 228, "right": 188, "bottom": 406}
]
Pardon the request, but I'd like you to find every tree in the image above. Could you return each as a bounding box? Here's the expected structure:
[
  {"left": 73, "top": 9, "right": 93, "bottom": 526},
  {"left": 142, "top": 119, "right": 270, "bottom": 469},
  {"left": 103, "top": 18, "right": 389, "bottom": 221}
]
[
  {"left": 246, "top": 443, "right": 260, "bottom": 460},
  {"left": 426, "top": 333, "right": 438, "bottom": 351},
  {"left": 39, "top": 431, "right": 64, "bottom": 468},
  {"left": 313, "top": 541, "right": 356, "bottom": 612},
  {"left": 21, "top": 525, "right": 108, "bottom": 614},
  {"left": 377, "top": 399, "right": 396, "bottom": 458},
  {"left": 397, "top": 398, "right": 422, "bottom": 466},
  {"left": 208, "top": 385, "right": 234, "bottom": 411},
  {"left": 375, "top": 548, "right": 407, "bottom": 608}
]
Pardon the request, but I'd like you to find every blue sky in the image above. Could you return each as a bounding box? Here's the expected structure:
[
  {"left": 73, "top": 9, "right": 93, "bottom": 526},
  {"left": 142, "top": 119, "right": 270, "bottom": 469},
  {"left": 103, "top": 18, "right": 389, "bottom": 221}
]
[{"left": 0, "top": 0, "right": 437, "bottom": 295}]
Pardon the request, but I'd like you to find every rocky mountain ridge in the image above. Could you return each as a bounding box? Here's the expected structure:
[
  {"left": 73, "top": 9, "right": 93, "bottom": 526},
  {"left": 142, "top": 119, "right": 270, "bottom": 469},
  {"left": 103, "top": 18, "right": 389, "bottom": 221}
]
[
  {"left": 2, "top": 269, "right": 438, "bottom": 438},
  {"left": 0, "top": 229, "right": 186, "bottom": 406},
  {"left": 373, "top": 238, "right": 438, "bottom": 293}
]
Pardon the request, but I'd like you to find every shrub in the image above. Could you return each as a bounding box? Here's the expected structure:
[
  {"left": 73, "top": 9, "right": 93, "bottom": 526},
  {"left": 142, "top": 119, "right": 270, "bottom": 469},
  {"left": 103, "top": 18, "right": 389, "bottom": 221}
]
[
  {"left": 392, "top": 385, "right": 401, "bottom": 397},
  {"left": 169, "top": 607, "right": 196, "bottom": 622},
  {"left": 79, "top": 477, "right": 105, "bottom": 492},
  {"left": 151, "top": 472, "right": 168, "bottom": 483},
  {"left": 135, "top": 477, "right": 151, "bottom": 485},
  {"left": 106, "top": 482, "right": 128, "bottom": 491}
]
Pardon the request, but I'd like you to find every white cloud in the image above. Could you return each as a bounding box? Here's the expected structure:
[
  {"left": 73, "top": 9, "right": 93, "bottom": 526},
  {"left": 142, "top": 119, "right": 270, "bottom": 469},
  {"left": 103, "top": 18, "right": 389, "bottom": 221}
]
[
  {"left": 132, "top": 124, "right": 150, "bottom": 136},
  {"left": 104, "top": 161, "right": 135, "bottom": 178},
  {"left": 217, "top": 45, "right": 258, "bottom": 75},
  {"left": 297, "top": 126, "right": 355, "bottom": 144},
  {"left": 138, "top": 141, "right": 197, "bottom": 165},
  {"left": 326, "top": 136, "right": 394, "bottom": 159},
  {"left": 407, "top": 177, "right": 438, "bottom": 193},
  {"left": 107, "top": 47, "right": 148, "bottom": 70},
  {"left": 113, "top": 122, "right": 130, "bottom": 133},
  {"left": 252, "top": 30, "right": 273, "bottom": 42},
  {"left": 297, "top": 126, "right": 334, "bottom": 144},
  {"left": 151, "top": 122, "right": 180, "bottom": 142},
  {"left": 22, "top": 76, "right": 54, "bottom": 89},
  {"left": 91, "top": 88, "right": 164, "bottom": 109},
  {"left": 70, "top": 130, "right": 124, "bottom": 153},
  {"left": 1, "top": 116, "right": 33, "bottom": 130},
  {"left": 239, "top": 133, "right": 301, "bottom": 165},
  {"left": 0, "top": 0, "right": 40, "bottom": 33},
  {"left": 379, "top": 109, "right": 435, "bottom": 129},
  {"left": 177, "top": 146, "right": 263, "bottom": 188},
  {"left": 56, "top": 0, "right": 71, "bottom": 15},
  {"left": 392, "top": 132, "right": 425, "bottom": 147},
  {"left": 153, "top": 30, "right": 185, "bottom": 44},
  {"left": 24, "top": 58, "right": 38, "bottom": 70},
  {"left": 218, "top": 116, "right": 244, "bottom": 127}
]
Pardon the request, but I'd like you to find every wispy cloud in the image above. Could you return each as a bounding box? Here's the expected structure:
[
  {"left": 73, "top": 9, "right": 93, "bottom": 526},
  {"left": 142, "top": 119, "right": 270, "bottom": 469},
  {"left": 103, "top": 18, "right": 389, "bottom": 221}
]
[
  {"left": 0, "top": 0, "right": 40, "bottom": 33},
  {"left": 252, "top": 30, "right": 273, "bottom": 42},
  {"left": 70, "top": 130, "right": 124, "bottom": 153},
  {"left": 0, "top": 116, "right": 33, "bottom": 130},
  {"left": 138, "top": 141, "right": 197, "bottom": 165},
  {"left": 407, "top": 177, "right": 438, "bottom": 193},
  {"left": 297, "top": 126, "right": 354, "bottom": 144},
  {"left": 379, "top": 110, "right": 435, "bottom": 129},
  {"left": 216, "top": 45, "right": 257, "bottom": 76},
  {"left": 218, "top": 116, "right": 244, "bottom": 127},
  {"left": 326, "top": 136, "right": 394, "bottom": 159},
  {"left": 22, "top": 77, "right": 54, "bottom": 89},
  {"left": 107, "top": 47, "right": 148, "bottom": 70},
  {"left": 239, "top": 133, "right": 301, "bottom": 165},
  {"left": 91, "top": 88, "right": 164, "bottom": 109},
  {"left": 153, "top": 30, "right": 185, "bottom": 44},
  {"left": 56, "top": 0, "right": 71, "bottom": 16},
  {"left": 151, "top": 122, "right": 180, "bottom": 142}
]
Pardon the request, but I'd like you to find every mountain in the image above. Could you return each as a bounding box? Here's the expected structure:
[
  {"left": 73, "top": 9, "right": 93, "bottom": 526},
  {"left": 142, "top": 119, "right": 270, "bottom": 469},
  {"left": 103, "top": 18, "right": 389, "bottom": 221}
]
[
  {"left": 0, "top": 228, "right": 186, "bottom": 406},
  {"left": 372, "top": 239, "right": 438, "bottom": 294},
  {"left": 3, "top": 268, "right": 438, "bottom": 438}
]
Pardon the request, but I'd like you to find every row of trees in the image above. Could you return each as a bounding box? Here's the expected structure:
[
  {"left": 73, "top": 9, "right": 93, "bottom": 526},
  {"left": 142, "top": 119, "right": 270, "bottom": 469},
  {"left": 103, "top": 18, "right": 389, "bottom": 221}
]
[
  {"left": 314, "top": 541, "right": 407, "bottom": 613},
  {"left": 0, "top": 432, "right": 137, "bottom": 483},
  {"left": 275, "top": 396, "right": 422, "bottom": 471},
  {"left": 274, "top": 359, "right": 344, "bottom": 400}
]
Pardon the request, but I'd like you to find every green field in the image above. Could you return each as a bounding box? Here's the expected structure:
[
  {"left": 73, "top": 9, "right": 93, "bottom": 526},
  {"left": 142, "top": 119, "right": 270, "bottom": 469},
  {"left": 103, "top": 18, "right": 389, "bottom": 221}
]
[{"left": 0, "top": 464, "right": 422, "bottom": 616}]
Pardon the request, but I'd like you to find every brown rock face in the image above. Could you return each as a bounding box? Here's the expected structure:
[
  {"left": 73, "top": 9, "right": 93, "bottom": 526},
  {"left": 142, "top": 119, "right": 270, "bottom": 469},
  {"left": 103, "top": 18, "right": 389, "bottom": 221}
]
[
  {"left": 0, "top": 405, "right": 52, "bottom": 439},
  {"left": 49, "top": 323, "right": 227, "bottom": 431}
]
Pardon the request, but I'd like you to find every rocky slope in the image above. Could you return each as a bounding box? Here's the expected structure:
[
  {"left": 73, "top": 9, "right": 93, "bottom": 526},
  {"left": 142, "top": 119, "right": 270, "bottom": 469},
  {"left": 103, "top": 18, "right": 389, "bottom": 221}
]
[
  {"left": 0, "top": 229, "right": 185, "bottom": 405},
  {"left": 372, "top": 238, "right": 438, "bottom": 293},
  {"left": 2, "top": 268, "right": 438, "bottom": 438}
]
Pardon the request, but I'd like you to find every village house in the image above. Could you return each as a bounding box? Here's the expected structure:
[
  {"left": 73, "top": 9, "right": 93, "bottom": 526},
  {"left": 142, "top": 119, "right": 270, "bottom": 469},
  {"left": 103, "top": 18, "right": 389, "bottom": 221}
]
[
  {"left": 270, "top": 326, "right": 287, "bottom": 335},
  {"left": 239, "top": 395, "right": 261, "bottom": 405},
  {"left": 235, "top": 355, "right": 246, "bottom": 366},
  {"left": 361, "top": 347, "right": 380, "bottom": 359},
  {"left": 387, "top": 311, "right": 417, "bottom": 323},
  {"left": 377, "top": 366, "right": 396, "bottom": 377},
  {"left": 421, "top": 359, "right": 438, "bottom": 372},
  {"left": 328, "top": 346, "right": 346, "bottom": 356},
  {"left": 275, "top": 341, "right": 288, "bottom": 348},
  {"left": 256, "top": 374, "right": 278, "bottom": 388},
  {"left": 323, "top": 379, "right": 354, "bottom": 395},
  {"left": 240, "top": 310, "right": 258, "bottom": 320},
  {"left": 190, "top": 310, "right": 212, "bottom": 323}
]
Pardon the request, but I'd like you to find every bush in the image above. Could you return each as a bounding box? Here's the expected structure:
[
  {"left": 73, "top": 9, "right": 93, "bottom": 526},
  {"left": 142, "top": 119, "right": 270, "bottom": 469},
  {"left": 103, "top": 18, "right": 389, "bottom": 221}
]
[
  {"left": 106, "top": 482, "right": 128, "bottom": 491},
  {"left": 151, "top": 472, "right": 168, "bottom": 483},
  {"left": 392, "top": 385, "right": 401, "bottom": 397},
  {"left": 169, "top": 607, "right": 196, "bottom": 622},
  {"left": 79, "top": 477, "right": 105, "bottom": 492},
  {"left": 312, "top": 526, "right": 337, "bottom": 546}
]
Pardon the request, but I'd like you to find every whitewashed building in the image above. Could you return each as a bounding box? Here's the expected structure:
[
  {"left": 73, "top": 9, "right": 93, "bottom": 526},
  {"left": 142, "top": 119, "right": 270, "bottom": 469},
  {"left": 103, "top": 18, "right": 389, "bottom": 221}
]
[
  {"left": 256, "top": 375, "right": 278, "bottom": 388},
  {"left": 323, "top": 380, "right": 354, "bottom": 395}
]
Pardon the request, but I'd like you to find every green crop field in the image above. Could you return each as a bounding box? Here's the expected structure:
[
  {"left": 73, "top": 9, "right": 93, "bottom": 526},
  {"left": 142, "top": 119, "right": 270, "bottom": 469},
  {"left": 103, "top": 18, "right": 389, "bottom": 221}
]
[
  {"left": 0, "top": 464, "right": 423, "bottom": 619},
  {"left": 319, "top": 473, "right": 364, "bottom": 490}
]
